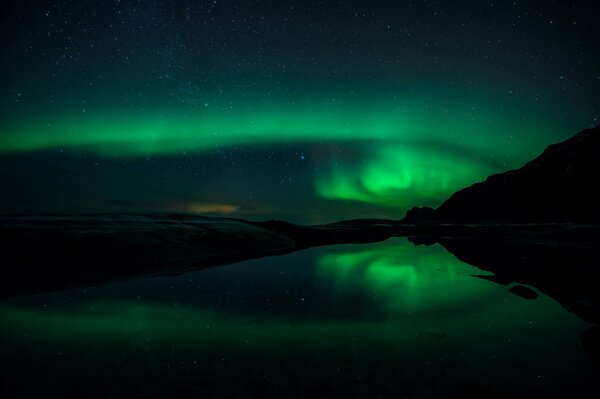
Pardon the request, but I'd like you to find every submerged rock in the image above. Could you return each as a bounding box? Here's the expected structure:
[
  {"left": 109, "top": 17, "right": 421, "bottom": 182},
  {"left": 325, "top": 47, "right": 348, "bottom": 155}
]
[{"left": 509, "top": 285, "right": 539, "bottom": 300}]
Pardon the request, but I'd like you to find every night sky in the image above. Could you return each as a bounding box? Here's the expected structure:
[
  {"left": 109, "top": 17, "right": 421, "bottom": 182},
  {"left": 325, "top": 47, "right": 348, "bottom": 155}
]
[{"left": 1, "top": 0, "right": 598, "bottom": 223}]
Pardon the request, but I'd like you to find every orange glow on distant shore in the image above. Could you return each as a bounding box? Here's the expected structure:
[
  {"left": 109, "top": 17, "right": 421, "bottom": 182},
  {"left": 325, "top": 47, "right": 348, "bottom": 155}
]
[{"left": 185, "top": 203, "right": 240, "bottom": 214}]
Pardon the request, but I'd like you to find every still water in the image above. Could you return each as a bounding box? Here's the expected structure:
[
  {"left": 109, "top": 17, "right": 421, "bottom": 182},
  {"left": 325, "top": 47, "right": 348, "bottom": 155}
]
[{"left": 0, "top": 238, "right": 596, "bottom": 398}]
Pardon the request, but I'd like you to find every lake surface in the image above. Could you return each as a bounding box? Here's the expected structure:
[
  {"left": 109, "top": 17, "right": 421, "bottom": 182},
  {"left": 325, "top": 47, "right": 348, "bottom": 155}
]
[{"left": 0, "top": 238, "right": 597, "bottom": 398}]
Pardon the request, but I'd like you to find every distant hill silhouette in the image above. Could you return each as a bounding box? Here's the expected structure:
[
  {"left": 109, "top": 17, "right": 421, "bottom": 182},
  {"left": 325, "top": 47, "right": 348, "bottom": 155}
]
[{"left": 404, "top": 126, "right": 600, "bottom": 223}]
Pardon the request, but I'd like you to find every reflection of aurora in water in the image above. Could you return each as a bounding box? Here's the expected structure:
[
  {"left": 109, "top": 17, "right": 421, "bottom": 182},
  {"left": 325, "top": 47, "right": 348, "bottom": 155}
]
[
  {"left": 317, "top": 239, "right": 499, "bottom": 312},
  {"left": 0, "top": 239, "right": 594, "bottom": 397}
]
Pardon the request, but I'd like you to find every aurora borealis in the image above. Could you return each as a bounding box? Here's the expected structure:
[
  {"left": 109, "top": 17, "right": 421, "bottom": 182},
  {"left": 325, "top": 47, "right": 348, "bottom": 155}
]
[
  {"left": 2, "top": 2, "right": 600, "bottom": 395},
  {"left": 1, "top": 1, "right": 599, "bottom": 221}
]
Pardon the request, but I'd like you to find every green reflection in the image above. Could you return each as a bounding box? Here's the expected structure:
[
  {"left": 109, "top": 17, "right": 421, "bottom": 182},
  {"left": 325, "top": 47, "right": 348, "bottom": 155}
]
[
  {"left": 317, "top": 239, "right": 496, "bottom": 312},
  {"left": 0, "top": 299, "right": 455, "bottom": 348},
  {"left": 0, "top": 240, "right": 593, "bottom": 398}
]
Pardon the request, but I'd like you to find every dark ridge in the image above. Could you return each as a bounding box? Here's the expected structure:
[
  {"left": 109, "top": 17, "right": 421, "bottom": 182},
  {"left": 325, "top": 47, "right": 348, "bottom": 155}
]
[
  {"left": 437, "top": 236, "right": 600, "bottom": 324},
  {"left": 247, "top": 219, "right": 390, "bottom": 249},
  {"left": 404, "top": 126, "right": 600, "bottom": 223},
  {"left": 0, "top": 214, "right": 391, "bottom": 298}
]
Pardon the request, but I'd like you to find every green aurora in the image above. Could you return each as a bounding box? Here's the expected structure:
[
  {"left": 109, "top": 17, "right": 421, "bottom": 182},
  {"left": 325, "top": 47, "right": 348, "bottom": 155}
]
[
  {"left": 1, "top": 0, "right": 598, "bottom": 220},
  {"left": 0, "top": 97, "right": 552, "bottom": 157},
  {"left": 0, "top": 94, "right": 569, "bottom": 211},
  {"left": 316, "top": 144, "right": 492, "bottom": 207}
]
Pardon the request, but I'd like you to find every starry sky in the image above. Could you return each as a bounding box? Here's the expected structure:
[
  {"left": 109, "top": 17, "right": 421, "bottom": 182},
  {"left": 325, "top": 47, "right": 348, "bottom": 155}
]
[{"left": 1, "top": 0, "right": 598, "bottom": 223}]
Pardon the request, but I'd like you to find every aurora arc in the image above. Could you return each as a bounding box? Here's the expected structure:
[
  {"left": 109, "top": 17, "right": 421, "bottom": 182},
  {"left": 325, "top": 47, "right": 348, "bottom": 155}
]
[
  {"left": 315, "top": 144, "right": 492, "bottom": 207},
  {"left": 0, "top": 99, "right": 551, "bottom": 158},
  {"left": 0, "top": 97, "right": 562, "bottom": 210}
]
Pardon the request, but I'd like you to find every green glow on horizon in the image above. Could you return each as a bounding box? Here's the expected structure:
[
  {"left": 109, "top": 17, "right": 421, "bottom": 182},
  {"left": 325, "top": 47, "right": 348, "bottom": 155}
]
[
  {"left": 317, "top": 239, "right": 498, "bottom": 311},
  {"left": 316, "top": 145, "right": 490, "bottom": 207}
]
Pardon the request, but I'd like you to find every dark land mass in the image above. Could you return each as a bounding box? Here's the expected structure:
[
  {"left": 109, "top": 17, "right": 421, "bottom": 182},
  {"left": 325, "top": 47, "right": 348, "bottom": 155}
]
[
  {"left": 432, "top": 235, "right": 600, "bottom": 324},
  {"left": 409, "top": 233, "right": 600, "bottom": 364},
  {"left": 399, "top": 126, "right": 600, "bottom": 363},
  {"left": 404, "top": 125, "right": 600, "bottom": 224},
  {"left": 398, "top": 125, "right": 600, "bottom": 363},
  {"left": 0, "top": 213, "right": 392, "bottom": 298},
  {"left": 2, "top": 213, "right": 599, "bottom": 302}
]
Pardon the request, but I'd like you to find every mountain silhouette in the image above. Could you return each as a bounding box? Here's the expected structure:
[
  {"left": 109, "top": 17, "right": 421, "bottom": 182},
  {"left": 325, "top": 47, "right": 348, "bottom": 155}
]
[{"left": 404, "top": 126, "right": 600, "bottom": 223}]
